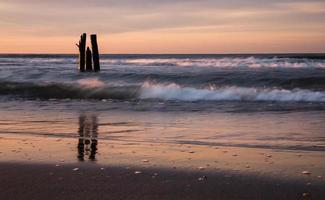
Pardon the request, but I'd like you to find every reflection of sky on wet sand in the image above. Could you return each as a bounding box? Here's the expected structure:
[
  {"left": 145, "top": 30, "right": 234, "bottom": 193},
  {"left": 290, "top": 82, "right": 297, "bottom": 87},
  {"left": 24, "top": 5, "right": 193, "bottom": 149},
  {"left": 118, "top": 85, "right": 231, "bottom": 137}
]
[
  {"left": 0, "top": 109, "right": 325, "bottom": 181},
  {"left": 0, "top": 133, "right": 325, "bottom": 182},
  {"left": 0, "top": 109, "right": 325, "bottom": 151}
]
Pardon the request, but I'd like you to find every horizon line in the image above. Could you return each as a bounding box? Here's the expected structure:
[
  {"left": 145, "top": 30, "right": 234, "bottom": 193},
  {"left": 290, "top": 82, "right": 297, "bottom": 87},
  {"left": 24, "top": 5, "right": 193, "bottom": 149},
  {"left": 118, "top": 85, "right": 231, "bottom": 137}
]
[{"left": 1, "top": 52, "right": 325, "bottom": 55}]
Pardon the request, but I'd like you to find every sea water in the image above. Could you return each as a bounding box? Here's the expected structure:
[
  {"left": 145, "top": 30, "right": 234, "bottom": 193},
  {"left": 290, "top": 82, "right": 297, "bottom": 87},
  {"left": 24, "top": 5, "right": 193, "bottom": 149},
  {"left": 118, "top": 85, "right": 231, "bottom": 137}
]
[{"left": 0, "top": 54, "right": 325, "bottom": 152}]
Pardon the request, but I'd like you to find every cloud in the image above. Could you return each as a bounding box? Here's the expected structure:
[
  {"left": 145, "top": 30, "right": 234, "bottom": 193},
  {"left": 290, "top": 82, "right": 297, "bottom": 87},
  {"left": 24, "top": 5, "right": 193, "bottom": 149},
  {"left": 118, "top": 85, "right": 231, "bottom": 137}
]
[{"left": 1, "top": 1, "right": 324, "bottom": 34}]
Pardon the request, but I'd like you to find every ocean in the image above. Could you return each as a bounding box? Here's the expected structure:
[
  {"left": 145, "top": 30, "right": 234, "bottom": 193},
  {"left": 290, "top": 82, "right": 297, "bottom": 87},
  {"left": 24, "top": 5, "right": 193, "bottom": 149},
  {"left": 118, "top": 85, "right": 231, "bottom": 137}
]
[{"left": 1, "top": 54, "right": 325, "bottom": 153}]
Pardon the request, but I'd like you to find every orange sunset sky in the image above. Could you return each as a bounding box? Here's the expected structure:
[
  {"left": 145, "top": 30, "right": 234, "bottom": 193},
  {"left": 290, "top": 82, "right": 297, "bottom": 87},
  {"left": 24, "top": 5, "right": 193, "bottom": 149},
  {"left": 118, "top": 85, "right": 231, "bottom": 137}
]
[{"left": 0, "top": 0, "right": 325, "bottom": 54}]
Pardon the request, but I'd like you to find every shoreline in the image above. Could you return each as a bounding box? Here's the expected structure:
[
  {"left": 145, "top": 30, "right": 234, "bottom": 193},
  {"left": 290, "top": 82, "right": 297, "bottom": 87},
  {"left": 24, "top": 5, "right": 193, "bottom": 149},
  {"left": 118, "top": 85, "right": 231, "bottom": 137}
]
[
  {"left": 1, "top": 134, "right": 324, "bottom": 180},
  {"left": 0, "top": 133, "right": 324, "bottom": 199},
  {"left": 1, "top": 117, "right": 324, "bottom": 200}
]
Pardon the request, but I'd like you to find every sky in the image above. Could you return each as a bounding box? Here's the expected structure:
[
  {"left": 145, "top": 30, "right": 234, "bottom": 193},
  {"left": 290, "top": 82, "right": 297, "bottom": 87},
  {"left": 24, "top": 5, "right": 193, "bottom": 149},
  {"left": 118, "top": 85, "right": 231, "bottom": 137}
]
[{"left": 0, "top": 0, "right": 324, "bottom": 54}]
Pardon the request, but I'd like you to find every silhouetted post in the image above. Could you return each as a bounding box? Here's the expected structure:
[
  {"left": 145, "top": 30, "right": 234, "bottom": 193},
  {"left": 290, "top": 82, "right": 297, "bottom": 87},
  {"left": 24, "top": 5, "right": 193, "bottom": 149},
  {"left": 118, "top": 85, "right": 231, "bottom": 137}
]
[
  {"left": 76, "top": 33, "right": 86, "bottom": 72},
  {"left": 86, "top": 47, "right": 93, "bottom": 71},
  {"left": 90, "top": 34, "right": 100, "bottom": 71}
]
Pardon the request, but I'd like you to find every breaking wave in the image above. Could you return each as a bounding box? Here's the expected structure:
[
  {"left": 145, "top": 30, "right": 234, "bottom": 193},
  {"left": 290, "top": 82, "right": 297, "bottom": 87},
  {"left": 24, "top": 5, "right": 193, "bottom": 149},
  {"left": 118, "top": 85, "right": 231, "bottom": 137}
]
[
  {"left": 140, "top": 82, "right": 325, "bottom": 102},
  {"left": 1, "top": 79, "right": 325, "bottom": 102}
]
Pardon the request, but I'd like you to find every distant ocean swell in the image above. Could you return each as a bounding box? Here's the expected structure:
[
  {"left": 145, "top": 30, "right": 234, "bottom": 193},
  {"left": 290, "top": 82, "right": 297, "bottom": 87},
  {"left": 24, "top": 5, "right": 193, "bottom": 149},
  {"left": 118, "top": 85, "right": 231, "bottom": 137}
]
[
  {"left": 1, "top": 56, "right": 325, "bottom": 69},
  {"left": 1, "top": 79, "right": 325, "bottom": 102},
  {"left": 102, "top": 57, "right": 325, "bottom": 68},
  {"left": 93, "top": 73, "right": 325, "bottom": 90}
]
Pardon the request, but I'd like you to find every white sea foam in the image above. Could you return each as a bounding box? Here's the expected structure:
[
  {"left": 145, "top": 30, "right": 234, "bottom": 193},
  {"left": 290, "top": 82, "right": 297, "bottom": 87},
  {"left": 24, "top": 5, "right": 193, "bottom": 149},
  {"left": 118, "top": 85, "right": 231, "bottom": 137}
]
[
  {"left": 101, "top": 57, "right": 325, "bottom": 69},
  {"left": 77, "top": 78, "right": 105, "bottom": 88},
  {"left": 140, "top": 82, "right": 325, "bottom": 102}
]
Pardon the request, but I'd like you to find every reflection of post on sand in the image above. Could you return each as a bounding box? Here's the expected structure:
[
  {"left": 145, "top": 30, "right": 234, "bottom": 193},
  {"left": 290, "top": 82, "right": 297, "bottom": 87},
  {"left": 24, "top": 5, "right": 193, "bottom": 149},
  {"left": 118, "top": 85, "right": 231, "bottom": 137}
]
[{"left": 77, "top": 114, "right": 98, "bottom": 161}]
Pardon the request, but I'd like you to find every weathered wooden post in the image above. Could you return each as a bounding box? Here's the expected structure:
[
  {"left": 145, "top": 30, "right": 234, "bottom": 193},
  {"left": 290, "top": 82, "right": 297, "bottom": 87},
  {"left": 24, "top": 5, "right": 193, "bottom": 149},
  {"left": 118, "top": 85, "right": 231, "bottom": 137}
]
[
  {"left": 76, "top": 33, "right": 86, "bottom": 72},
  {"left": 86, "top": 47, "right": 93, "bottom": 71},
  {"left": 90, "top": 34, "right": 100, "bottom": 71}
]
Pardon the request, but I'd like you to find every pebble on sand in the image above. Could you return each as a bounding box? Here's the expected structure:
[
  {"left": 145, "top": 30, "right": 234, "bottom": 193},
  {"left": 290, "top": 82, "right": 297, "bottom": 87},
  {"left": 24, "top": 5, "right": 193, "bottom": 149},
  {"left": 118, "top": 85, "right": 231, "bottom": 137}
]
[
  {"left": 301, "top": 171, "right": 311, "bottom": 175},
  {"left": 198, "top": 176, "right": 208, "bottom": 181},
  {"left": 142, "top": 159, "right": 149, "bottom": 163},
  {"left": 73, "top": 168, "right": 79, "bottom": 171},
  {"left": 134, "top": 171, "right": 142, "bottom": 174},
  {"left": 302, "top": 192, "right": 311, "bottom": 198},
  {"left": 152, "top": 173, "right": 158, "bottom": 179}
]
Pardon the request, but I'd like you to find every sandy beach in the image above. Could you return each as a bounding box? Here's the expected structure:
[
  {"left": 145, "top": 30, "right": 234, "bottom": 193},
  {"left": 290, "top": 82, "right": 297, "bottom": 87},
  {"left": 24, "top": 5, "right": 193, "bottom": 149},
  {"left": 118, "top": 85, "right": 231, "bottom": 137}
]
[
  {"left": 0, "top": 134, "right": 324, "bottom": 200},
  {"left": 1, "top": 162, "right": 324, "bottom": 200}
]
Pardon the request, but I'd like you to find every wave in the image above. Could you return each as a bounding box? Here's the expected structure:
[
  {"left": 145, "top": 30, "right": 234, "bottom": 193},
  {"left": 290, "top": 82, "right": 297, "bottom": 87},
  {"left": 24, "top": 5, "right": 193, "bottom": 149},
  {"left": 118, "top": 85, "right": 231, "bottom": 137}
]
[
  {"left": 106, "top": 73, "right": 325, "bottom": 90},
  {"left": 0, "top": 79, "right": 138, "bottom": 100},
  {"left": 140, "top": 82, "right": 325, "bottom": 102},
  {"left": 102, "top": 57, "right": 325, "bottom": 69},
  {"left": 268, "top": 77, "right": 325, "bottom": 90},
  {"left": 1, "top": 79, "right": 325, "bottom": 102}
]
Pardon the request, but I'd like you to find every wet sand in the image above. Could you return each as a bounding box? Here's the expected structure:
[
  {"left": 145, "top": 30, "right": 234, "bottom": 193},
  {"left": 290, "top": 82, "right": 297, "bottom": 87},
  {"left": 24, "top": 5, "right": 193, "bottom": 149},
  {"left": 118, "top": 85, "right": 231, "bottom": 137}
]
[
  {"left": 0, "top": 162, "right": 324, "bottom": 200},
  {"left": 0, "top": 134, "right": 325, "bottom": 199}
]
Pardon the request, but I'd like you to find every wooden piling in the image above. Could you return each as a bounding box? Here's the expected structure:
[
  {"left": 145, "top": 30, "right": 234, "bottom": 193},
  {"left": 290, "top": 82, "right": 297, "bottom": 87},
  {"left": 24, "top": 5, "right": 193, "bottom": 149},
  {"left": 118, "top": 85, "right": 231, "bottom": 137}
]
[
  {"left": 86, "top": 47, "right": 93, "bottom": 71},
  {"left": 76, "top": 33, "right": 86, "bottom": 72},
  {"left": 90, "top": 34, "right": 100, "bottom": 71}
]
